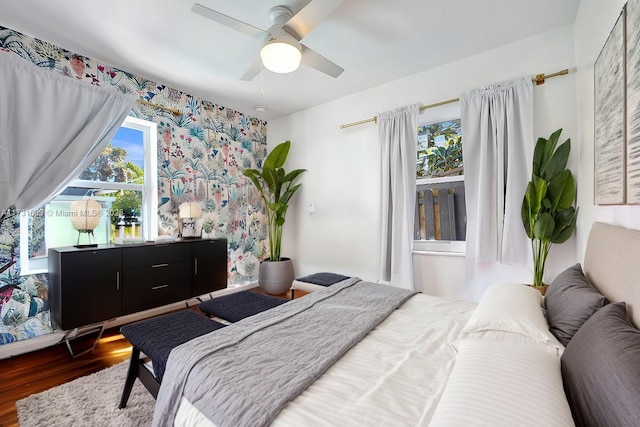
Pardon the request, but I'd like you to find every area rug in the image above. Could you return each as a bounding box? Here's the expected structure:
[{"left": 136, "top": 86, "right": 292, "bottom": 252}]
[{"left": 16, "top": 361, "right": 155, "bottom": 427}]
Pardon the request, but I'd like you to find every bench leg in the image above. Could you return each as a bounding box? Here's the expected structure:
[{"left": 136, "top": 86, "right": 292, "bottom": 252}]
[{"left": 119, "top": 347, "right": 140, "bottom": 409}]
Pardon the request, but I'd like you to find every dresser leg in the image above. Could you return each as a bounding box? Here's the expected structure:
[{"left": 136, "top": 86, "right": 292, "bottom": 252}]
[{"left": 62, "top": 323, "right": 105, "bottom": 358}]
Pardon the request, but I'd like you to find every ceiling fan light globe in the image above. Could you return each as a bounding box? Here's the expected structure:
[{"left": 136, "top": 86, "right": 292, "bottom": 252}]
[{"left": 260, "top": 39, "right": 302, "bottom": 73}]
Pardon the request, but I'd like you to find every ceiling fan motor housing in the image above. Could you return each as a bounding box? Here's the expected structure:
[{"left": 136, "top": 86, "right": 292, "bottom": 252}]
[{"left": 269, "top": 6, "right": 294, "bottom": 26}]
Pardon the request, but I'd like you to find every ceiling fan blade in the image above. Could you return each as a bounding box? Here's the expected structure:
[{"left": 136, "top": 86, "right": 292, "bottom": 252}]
[
  {"left": 301, "top": 45, "right": 344, "bottom": 78},
  {"left": 284, "top": 0, "right": 344, "bottom": 40},
  {"left": 240, "top": 59, "right": 262, "bottom": 81},
  {"left": 191, "top": 3, "right": 267, "bottom": 39}
]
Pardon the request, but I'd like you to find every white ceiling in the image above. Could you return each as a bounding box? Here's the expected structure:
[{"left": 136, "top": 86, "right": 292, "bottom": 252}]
[{"left": 0, "top": 0, "right": 581, "bottom": 121}]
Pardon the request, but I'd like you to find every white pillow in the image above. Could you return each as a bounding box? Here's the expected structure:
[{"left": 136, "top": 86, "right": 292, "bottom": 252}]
[
  {"left": 452, "top": 330, "right": 563, "bottom": 356},
  {"left": 460, "top": 283, "right": 563, "bottom": 351},
  {"left": 430, "top": 339, "right": 575, "bottom": 427}
]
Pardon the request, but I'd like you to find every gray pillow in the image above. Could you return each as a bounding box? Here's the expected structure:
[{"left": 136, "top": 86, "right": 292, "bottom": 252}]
[
  {"left": 561, "top": 302, "right": 640, "bottom": 427},
  {"left": 545, "top": 263, "right": 608, "bottom": 346}
]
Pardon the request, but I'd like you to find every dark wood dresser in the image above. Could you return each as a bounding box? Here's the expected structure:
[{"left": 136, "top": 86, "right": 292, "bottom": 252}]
[{"left": 48, "top": 239, "right": 227, "bottom": 330}]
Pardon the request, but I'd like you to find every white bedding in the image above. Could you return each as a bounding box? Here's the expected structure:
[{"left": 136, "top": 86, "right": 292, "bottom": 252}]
[
  {"left": 174, "top": 293, "right": 476, "bottom": 426},
  {"left": 430, "top": 339, "right": 574, "bottom": 426}
]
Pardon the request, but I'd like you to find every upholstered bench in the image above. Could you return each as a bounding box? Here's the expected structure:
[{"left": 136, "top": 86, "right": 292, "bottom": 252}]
[
  {"left": 198, "top": 290, "right": 288, "bottom": 322},
  {"left": 118, "top": 309, "right": 226, "bottom": 408},
  {"left": 290, "top": 272, "right": 350, "bottom": 299}
]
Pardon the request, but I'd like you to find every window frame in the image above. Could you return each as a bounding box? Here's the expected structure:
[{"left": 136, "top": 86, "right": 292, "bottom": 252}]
[
  {"left": 414, "top": 101, "right": 466, "bottom": 254},
  {"left": 19, "top": 116, "right": 158, "bottom": 275}
]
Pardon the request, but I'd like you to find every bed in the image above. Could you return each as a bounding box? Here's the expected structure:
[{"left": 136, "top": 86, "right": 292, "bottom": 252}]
[{"left": 150, "top": 222, "right": 640, "bottom": 427}]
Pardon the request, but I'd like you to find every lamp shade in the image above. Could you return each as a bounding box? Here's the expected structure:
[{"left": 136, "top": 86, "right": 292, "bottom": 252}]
[
  {"left": 260, "top": 33, "right": 302, "bottom": 73},
  {"left": 179, "top": 202, "right": 202, "bottom": 219},
  {"left": 70, "top": 199, "right": 102, "bottom": 231}
]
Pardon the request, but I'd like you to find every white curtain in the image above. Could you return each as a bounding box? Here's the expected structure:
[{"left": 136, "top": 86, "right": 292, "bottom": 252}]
[
  {"left": 0, "top": 51, "right": 137, "bottom": 211},
  {"left": 461, "top": 77, "right": 533, "bottom": 299},
  {"left": 378, "top": 104, "right": 419, "bottom": 290}
]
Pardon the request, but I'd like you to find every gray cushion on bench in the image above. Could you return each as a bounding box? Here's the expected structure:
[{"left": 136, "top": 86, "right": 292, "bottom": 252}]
[
  {"left": 120, "top": 310, "right": 225, "bottom": 381},
  {"left": 296, "top": 272, "right": 350, "bottom": 287},
  {"left": 198, "top": 290, "right": 288, "bottom": 322}
]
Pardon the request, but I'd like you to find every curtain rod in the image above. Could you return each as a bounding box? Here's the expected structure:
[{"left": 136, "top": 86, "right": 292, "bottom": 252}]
[
  {"left": 136, "top": 99, "right": 182, "bottom": 116},
  {"left": 339, "top": 68, "right": 569, "bottom": 129}
]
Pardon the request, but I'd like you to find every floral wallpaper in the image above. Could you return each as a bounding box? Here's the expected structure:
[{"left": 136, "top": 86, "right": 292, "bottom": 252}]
[
  {"left": 0, "top": 212, "right": 50, "bottom": 344},
  {"left": 0, "top": 26, "right": 268, "bottom": 345}
]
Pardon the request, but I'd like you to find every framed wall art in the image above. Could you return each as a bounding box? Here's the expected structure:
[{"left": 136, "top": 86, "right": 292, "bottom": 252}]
[
  {"left": 627, "top": 0, "right": 640, "bottom": 204},
  {"left": 594, "top": 9, "right": 626, "bottom": 205}
]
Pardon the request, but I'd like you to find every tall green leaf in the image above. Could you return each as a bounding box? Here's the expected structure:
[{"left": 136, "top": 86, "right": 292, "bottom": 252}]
[
  {"left": 551, "top": 207, "right": 578, "bottom": 244},
  {"left": 263, "top": 168, "right": 278, "bottom": 194},
  {"left": 540, "top": 128, "right": 562, "bottom": 173},
  {"left": 521, "top": 195, "right": 533, "bottom": 238},
  {"left": 280, "top": 184, "right": 302, "bottom": 205},
  {"left": 263, "top": 140, "right": 290, "bottom": 170},
  {"left": 284, "top": 168, "right": 307, "bottom": 183},
  {"left": 547, "top": 169, "right": 575, "bottom": 212},
  {"left": 534, "top": 178, "right": 547, "bottom": 215},
  {"left": 541, "top": 139, "right": 570, "bottom": 180},
  {"left": 274, "top": 168, "right": 286, "bottom": 200},
  {"left": 533, "top": 212, "right": 555, "bottom": 242},
  {"left": 243, "top": 169, "right": 263, "bottom": 194},
  {"left": 532, "top": 137, "right": 547, "bottom": 178}
]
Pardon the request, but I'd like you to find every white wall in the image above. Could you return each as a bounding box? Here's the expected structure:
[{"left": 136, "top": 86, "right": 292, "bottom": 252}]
[
  {"left": 268, "top": 25, "right": 578, "bottom": 300},
  {"left": 573, "top": 0, "right": 640, "bottom": 259}
]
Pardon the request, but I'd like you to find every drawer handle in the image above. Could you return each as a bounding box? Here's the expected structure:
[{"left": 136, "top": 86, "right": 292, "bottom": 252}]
[
  {"left": 152, "top": 263, "right": 169, "bottom": 268},
  {"left": 151, "top": 284, "right": 169, "bottom": 290}
]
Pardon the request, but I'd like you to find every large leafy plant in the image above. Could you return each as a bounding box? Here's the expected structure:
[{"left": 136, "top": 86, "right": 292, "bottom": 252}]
[
  {"left": 243, "top": 141, "right": 306, "bottom": 262},
  {"left": 521, "top": 129, "right": 578, "bottom": 287}
]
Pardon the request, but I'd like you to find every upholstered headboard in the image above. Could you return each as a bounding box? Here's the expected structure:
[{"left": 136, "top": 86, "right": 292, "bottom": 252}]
[{"left": 583, "top": 222, "right": 640, "bottom": 327}]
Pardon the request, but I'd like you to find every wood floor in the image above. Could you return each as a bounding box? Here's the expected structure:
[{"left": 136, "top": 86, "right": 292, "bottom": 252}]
[
  {"left": 0, "top": 288, "right": 298, "bottom": 427},
  {"left": 0, "top": 327, "right": 133, "bottom": 427}
]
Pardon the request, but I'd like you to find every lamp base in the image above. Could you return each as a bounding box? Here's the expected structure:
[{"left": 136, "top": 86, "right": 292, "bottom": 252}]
[
  {"left": 180, "top": 218, "right": 201, "bottom": 238},
  {"left": 75, "top": 230, "right": 97, "bottom": 248},
  {"left": 74, "top": 243, "right": 98, "bottom": 248}
]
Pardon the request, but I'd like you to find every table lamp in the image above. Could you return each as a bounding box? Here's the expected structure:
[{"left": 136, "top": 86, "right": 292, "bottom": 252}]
[
  {"left": 178, "top": 202, "right": 202, "bottom": 238},
  {"left": 70, "top": 197, "right": 102, "bottom": 247}
]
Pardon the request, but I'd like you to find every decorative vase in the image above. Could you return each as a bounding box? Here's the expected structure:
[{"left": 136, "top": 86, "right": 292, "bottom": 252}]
[
  {"left": 117, "top": 216, "right": 141, "bottom": 239},
  {"left": 259, "top": 258, "right": 294, "bottom": 295}
]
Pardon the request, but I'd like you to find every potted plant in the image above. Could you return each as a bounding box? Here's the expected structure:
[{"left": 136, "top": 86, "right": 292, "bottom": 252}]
[
  {"left": 243, "top": 141, "right": 306, "bottom": 294},
  {"left": 521, "top": 129, "right": 578, "bottom": 290}
]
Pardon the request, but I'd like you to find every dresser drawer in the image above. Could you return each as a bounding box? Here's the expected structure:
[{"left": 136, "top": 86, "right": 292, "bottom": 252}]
[
  {"left": 122, "top": 243, "right": 191, "bottom": 269},
  {"left": 122, "top": 261, "right": 191, "bottom": 293},
  {"left": 121, "top": 282, "right": 191, "bottom": 314}
]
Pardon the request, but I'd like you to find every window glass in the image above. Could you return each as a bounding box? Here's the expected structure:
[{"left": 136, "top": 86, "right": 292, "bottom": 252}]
[
  {"left": 417, "top": 120, "right": 462, "bottom": 178},
  {"left": 20, "top": 117, "right": 156, "bottom": 274},
  {"left": 415, "top": 117, "right": 466, "bottom": 251},
  {"left": 79, "top": 127, "right": 145, "bottom": 183}
]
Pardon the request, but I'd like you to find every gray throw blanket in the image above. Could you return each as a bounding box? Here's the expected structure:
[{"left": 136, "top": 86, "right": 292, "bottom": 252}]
[{"left": 152, "top": 278, "right": 417, "bottom": 427}]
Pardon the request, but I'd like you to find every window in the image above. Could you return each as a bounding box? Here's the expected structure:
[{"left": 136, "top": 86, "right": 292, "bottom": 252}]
[
  {"left": 20, "top": 116, "right": 157, "bottom": 274},
  {"left": 414, "top": 108, "right": 466, "bottom": 253}
]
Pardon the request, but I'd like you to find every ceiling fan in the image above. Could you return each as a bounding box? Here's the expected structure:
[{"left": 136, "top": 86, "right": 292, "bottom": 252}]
[{"left": 191, "top": 1, "right": 345, "bottom": 80}]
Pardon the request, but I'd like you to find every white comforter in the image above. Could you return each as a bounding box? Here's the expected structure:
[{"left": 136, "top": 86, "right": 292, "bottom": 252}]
[{"left": 174, "top": 293, "right": 476, "bottom": 426}]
